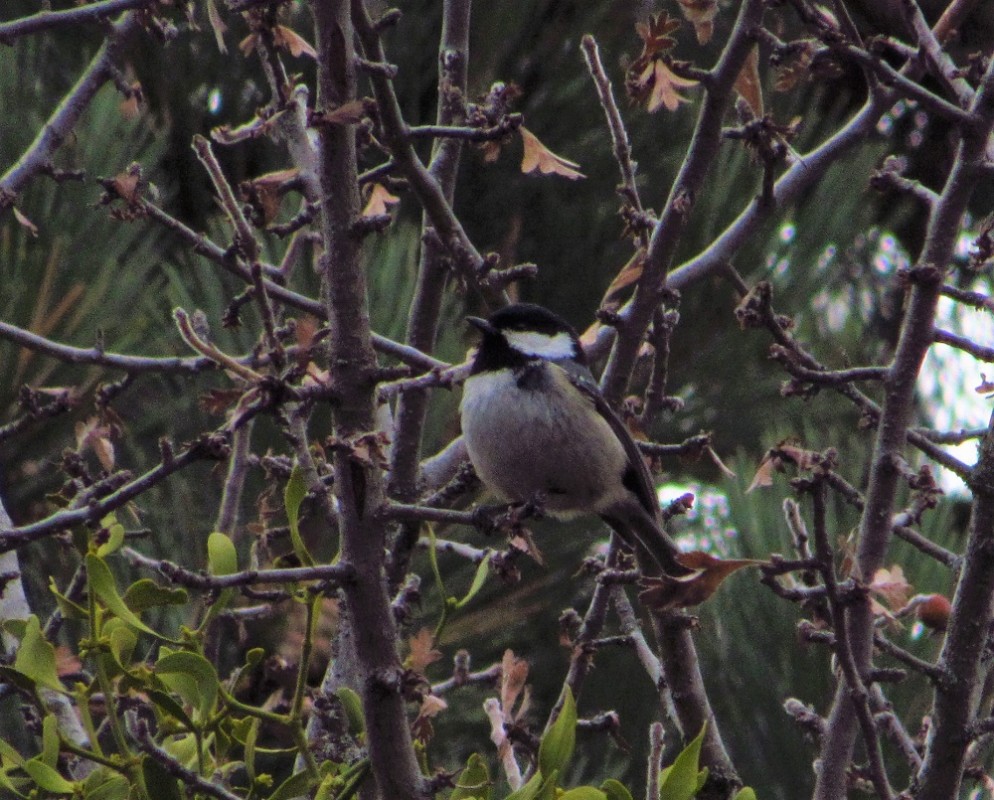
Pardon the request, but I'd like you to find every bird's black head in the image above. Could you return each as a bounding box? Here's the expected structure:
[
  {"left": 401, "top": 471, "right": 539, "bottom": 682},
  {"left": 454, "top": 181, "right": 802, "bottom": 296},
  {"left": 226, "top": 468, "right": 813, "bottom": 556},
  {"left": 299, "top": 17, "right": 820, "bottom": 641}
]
[{"left": 467, "top": 303, "right": 584, "bottom": 374}]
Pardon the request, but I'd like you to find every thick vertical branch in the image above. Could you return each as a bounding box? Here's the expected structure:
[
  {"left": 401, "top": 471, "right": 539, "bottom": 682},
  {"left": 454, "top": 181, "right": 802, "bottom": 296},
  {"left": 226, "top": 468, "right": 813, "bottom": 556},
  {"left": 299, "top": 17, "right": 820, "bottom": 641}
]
[
  {"left": 813, "top": 59, "right": 994, "bottom": 800},
  {"left": 387, "top": 0, "right": 472, "bottom": 588},
  {"left": 914, "top": 410, "right": 994, "bottom": 799},
  {"left": 311, "top": 1, "right": 426, "bottom": 797}
]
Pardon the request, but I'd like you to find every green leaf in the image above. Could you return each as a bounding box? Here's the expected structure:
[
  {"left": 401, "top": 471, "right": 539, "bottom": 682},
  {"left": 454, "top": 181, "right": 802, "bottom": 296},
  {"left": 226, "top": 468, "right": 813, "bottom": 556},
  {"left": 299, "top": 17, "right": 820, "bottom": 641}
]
[
  {"left": 559, "top": 789, "right": 607, "bottom": 800},
  {"left": 141, "top": 757, "right": 183, "bottom": 800},
  {"left": 48, "top": 578, "right": 88, "bottom": 620},
  {"left": 268, "top": 768, "right": 318, "bottom": 800},
  {"left": 156, "top": 650, "right": 219, "bottom": 719},
  {"left": 0, "top": 737, "right": 26, "bottom": 768},
  {"left": 22, "top": 759, "right": 74, "bottom": 794},
  {"left": 41, "top": 715, "right": 59, "bottom": 767},
  {"left": 335, "top": 687, "right": 365, "bottom": 735},
  {"left": 13, "top": 615, "right": 62, "bottom": 693},
  {"left": 659, "top": 724, "right": 707, "bottom": 800},
  {"left": 538, "top": 687, "right": 576, "bottom": 778},
  {"left": 453, "top": 557, "right": 490, "bottom": 610},
  {"left": 83, "top": 769, "right": 130, "bottom": 800},
  {"left": 243, "top": 718, "right": 261, "bottom": 783},
  {"left": 86, "top": 555, "right": 179, "bottom": 643},
  {"left": 147, "top": 689, "right": 197, "bottom": 732},
  {"left": 96, "top": 515, "right": 125, "bottom": 557},
  {"left": 105, "top": 618, "right": 138, "bottom": 669},
  {"left": 451, "top": 753, "right": 491, "bottom": 800},
  {"left": 122, "top": 579, "right": 188, "bottom": 612},
  {"left": 600, "top": 779, "right": 634, "bottom": 800},
  {"left": 504, "top": 771, "right": 548, "bottom": 800},
  {"left": 285, "top": 464, "right": 314, "bottom": 567},
  {"left": 208, "top": 531, "right": 238, "bottom": 575},
  {"left": 732, "top": 789, "right": 757, "bottom": 800}
]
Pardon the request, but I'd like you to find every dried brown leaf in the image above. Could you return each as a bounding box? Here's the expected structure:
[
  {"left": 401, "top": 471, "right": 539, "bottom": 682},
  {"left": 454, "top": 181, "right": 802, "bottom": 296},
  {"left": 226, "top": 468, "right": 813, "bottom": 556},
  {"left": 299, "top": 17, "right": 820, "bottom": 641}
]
[
  {"left": 408, "top": 628, "right": 443, "bottom": 673},
  {"left": 274, "top": 25, "right": 316, "bottom": 59},
  {"left": 601, "top": 250, "right": 646, "bottom": 306},
  {"left": 676, "top": 0, "right": 718, "bottom": 43},
  {"left": 199, "top": 388, "right": 243, "bottom": 416},
  {"left": 75, "top": 417, "right": 116, "bottom": 471},
  {"left": 238, "top": 33, "right": 259, "bottom": 56},
  {"left": 774, "top": 41, "right": 816, "bottom": 92},
  {"left": 639, "top": 551, "right": 761, "bottom": 610},
  {"left": 317, "top": 100, "right": 367, "bottom": 126},
  {"left": 480, "top": 140, "right": 503, "bottom": 163},
  {"left": 635, "top": 12, "right": 682, "bottom": 59},
  {"left": 362, "top": 183, "right": 400, "bottom": 218},
  {"left": 500, "top": 649, "right": 529, "bottom": 716},
  {"left": 639, "top": 60, "right": 698, "bottom": 113},
  {"left": 746, "top": 453, "right": 776, "bottom": 493},
  {"left": 519, "top": 127, "right": 585, "bottom": 180},
  {"left": 508, "top": 528, "right": 544, "bottom": 567},
  {"left": 976, "top": 373, "right": 994, "bottom": 395},
  {"left": 734, "top": 45, "right": 763, "bottom": 118},
  {"left": 869, "top": 565, "right": 912, "bottom": 610}
]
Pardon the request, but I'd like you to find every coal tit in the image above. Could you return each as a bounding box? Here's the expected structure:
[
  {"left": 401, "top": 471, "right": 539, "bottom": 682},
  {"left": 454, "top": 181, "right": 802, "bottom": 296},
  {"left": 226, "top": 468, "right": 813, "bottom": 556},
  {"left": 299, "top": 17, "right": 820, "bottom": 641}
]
[{"left": 459, "top": 303, "right": 685, "bottom": 575}]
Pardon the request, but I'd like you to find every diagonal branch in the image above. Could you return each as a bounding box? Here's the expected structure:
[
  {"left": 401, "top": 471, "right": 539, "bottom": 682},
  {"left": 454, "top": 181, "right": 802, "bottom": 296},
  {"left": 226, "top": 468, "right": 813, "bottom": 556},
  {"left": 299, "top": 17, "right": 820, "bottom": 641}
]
[{"left": 0, "top": 13, "right": 140, "bottom": 212}]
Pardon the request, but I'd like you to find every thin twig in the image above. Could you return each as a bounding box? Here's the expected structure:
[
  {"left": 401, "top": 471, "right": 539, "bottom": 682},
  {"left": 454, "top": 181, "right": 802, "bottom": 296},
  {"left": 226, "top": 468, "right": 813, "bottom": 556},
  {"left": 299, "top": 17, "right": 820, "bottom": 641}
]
[{"left": 123, "top": 546, "right": 354, "bottom": 589}]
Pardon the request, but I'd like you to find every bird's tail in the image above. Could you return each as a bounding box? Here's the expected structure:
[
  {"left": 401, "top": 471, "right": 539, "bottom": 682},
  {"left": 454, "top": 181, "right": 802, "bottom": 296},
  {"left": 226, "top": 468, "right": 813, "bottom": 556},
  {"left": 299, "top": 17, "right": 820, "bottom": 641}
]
[{"left": 601, "top": 506, "right": 690, "bottom": 576}]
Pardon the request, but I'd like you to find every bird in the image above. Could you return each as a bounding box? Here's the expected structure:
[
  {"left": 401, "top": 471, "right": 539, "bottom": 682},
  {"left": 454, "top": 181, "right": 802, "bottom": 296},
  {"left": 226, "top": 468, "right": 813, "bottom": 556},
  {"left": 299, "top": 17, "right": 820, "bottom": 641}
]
[{"left": 458, "top": 302, "right": 686, "bottom": 576}]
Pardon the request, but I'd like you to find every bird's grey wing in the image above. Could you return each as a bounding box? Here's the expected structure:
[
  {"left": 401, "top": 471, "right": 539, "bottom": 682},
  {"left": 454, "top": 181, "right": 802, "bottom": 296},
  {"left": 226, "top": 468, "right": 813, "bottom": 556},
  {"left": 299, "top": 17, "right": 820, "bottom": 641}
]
[{"left": 556, "top": 359, "right": 662, "bottom": 525}]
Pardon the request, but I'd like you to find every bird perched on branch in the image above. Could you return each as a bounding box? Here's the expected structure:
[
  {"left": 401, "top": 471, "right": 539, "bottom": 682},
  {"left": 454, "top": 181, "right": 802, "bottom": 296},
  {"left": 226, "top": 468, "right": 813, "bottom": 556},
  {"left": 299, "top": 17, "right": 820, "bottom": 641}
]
[{"left": 459, "top": 303, "right": 686, "bottom": 575}]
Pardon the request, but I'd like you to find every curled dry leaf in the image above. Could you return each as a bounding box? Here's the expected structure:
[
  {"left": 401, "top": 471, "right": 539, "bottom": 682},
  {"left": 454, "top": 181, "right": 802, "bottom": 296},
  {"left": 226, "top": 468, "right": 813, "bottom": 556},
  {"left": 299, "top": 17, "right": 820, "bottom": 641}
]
[
  {"left": 412, "top": 693, "right": 448, "bottom": 743},
  {"left": 747, "top": 438, "right": 821, "bottom": 492},
  {"left": 519, "top": 127, "right": 585, "bottom": 180},
  {"left": 13, "top": 208, "right": 38, "bottom": 237},
  {"left": 976, "top": 373, "right": 994, "bottom": 395},
  {"left": 774, "top": 40, "right": 817, "bottom": 92},
  {"left": 119, "top": 81, "right": 143, "bottom": 120},
  {"left": 600, "top": 250, "right": 646, "bottom": 309},
  {"left": 869, "top": 565, "right": 912, "bottom": 611},
  {"left": 509, "top": 528, "right": 544, "bottom": 567},
  {"left": 707, "top": 446, "right": 737, "bottom": 479},
  {"left": 314, "top": 99, "right": 368, "bottom": 127},
  {"left": 676, "top": 0, "right": 718, "bottom": 43},
  {"left": 362, "top": 183, "right": 400, "bottom": 218},
  {"left": 349, "top": 431, "right": 392, "bottom": 469},
  {"left": 199, "top": 387, "right": 243, "bottom": 416},
  {"left": 274, "top": 25, "right": 317, "bottom": 59},
  {"left": 75, "top": 417, "right": 116, "bottom": 472},
  {"left": 500, "top": 649, "right": 530, "bottom": 720},
  {"left": 635, "top": 11, "right": 682, "bottom": 58},
  {"left": 239, "top": 26, "right": 316, "bottom": 60},
  {"left": 578, "top": 320, "right": 604, "bottom": 351},
  {"left": 639, "top": 551, "right": 762, "bottom": 611},
  {"left": 733, "top": 45, "right": 763, "bottom": 118},
  {"left": 241, "top": 168, "right": 298, "bottom": 226}
]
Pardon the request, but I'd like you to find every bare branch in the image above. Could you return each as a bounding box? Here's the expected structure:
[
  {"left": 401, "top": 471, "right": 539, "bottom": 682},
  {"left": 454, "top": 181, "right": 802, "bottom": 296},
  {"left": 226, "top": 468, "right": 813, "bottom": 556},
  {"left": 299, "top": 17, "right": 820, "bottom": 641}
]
[
  {"left": 0, "top": 14, "right": 139, "bottom": 211},
  {"left": 0, "top": 0, "right": 154, "bottom": 42}
]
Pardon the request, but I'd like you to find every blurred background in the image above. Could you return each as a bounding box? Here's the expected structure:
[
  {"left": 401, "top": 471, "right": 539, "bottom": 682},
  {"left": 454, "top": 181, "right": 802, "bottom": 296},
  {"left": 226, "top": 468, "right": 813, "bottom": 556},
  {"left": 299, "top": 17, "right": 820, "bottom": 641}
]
[{"left": 2, "top": 0, "right": 993, "bottom": 796}]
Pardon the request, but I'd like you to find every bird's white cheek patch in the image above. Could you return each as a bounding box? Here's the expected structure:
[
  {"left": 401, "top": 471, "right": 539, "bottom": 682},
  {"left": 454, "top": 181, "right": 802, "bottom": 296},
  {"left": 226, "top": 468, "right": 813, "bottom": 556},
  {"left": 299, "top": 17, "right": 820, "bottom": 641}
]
[{"left": 503, "top": 330, "right": 575, "bottom": 359}]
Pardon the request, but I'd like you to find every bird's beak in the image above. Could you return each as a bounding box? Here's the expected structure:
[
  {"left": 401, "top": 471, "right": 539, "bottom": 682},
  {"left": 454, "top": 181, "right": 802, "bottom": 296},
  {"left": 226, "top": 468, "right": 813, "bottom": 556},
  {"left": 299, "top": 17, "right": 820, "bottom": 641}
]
[{"left": 466, "top": 316, "right": 496, "bottom": 336}]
